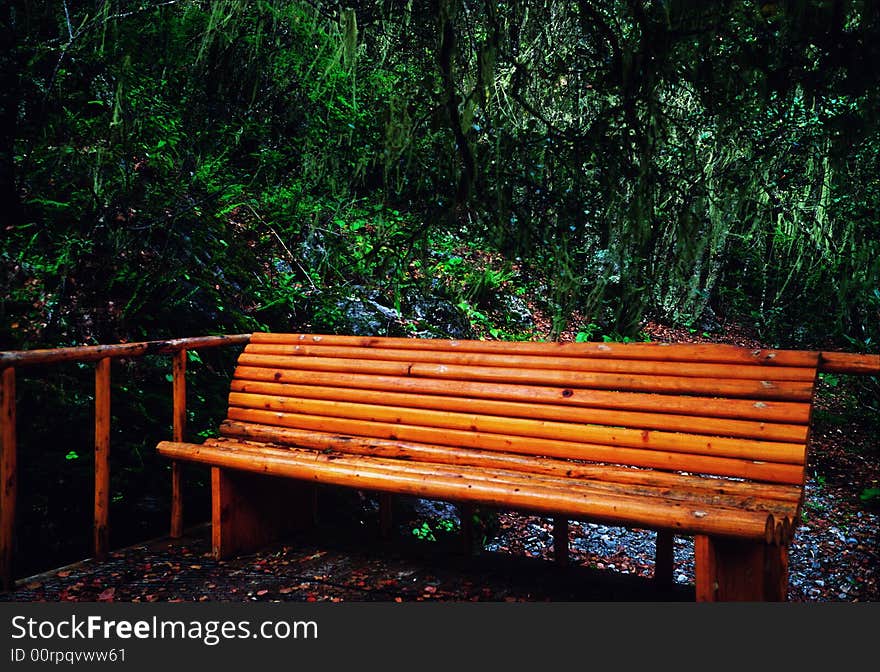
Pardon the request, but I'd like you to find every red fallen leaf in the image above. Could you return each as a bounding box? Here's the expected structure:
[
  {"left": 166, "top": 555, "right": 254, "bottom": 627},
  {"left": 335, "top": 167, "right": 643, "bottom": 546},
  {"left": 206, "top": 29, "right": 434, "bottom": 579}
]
[
  {"left": 279, "top": 587, "right": 293, "bottom": 594},
  {"left": 256, "top": 589, "right": 269, "bottom": 596},
  {"left": 97, "top": 588, "right": 115, "bottom": 602},
  {"left": 57, "top": 571, "right": 71, "bottom": 578},
  {"left": 145, "top": 594, "right": 159, "bottom": 602},
  {"left": 25, "top": 581, "right": 42, "bottom": 590},
  {"left": 394, "top": 597, "right": 403, "bottom": 603},
  {"left": 424, "top": 585, "right": 437, "bottom": 594},
  {"left": 306, "top": 595, "right": 317, "bottom": 602}
]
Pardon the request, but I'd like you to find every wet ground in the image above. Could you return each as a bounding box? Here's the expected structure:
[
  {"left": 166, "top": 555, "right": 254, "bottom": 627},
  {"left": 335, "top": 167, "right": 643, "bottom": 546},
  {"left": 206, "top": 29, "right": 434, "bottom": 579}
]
[
  {"left": 2, "top": 509, "right": 694, "bottom": 603},
  {"left": 3, "top": 466, "right": 876, "bottom": 603}
]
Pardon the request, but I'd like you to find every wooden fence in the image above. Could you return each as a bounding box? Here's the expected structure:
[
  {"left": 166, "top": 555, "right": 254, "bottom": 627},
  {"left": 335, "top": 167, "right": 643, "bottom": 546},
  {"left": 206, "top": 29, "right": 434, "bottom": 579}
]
[{"left": 0, "top": 334, "right": 251, "bottom": 590}]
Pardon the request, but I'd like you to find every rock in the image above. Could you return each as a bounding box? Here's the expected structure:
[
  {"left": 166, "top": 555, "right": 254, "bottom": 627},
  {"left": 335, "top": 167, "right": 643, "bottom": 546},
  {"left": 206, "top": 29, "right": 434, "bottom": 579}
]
[
  {"left": 698, "top": 306, "right": 722, "bottom": 333},
  {"left": 335, "top": 295, "right": 401, "bottom": 335},
  {"left": 498, "top": 293, "right": 532, "bottom": 327},
  {"left": 407, "top": 295, "right": 472, "bottom": 339},
  {"left": 273, "top": 259, "right": 293, "bottom": 274}
]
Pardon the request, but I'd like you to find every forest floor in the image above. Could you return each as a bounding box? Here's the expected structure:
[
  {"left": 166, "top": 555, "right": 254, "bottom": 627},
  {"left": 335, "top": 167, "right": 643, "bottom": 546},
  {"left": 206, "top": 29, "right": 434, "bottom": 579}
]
[{"left": 2, "top": 319, "right": 877, "bottom": 603}]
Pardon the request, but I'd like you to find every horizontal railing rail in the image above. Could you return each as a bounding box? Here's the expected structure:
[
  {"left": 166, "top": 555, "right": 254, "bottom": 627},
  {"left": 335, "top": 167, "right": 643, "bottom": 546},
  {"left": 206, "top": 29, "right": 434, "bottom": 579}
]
[
  {"left": 0, "top": 334, "right": 251, "bottom": 590},
  {"left": 0, "top": 336, "right": 875, "bottom": 591},
  {"left": 817, "top": 351, "right": 880, "bottom": 376}
]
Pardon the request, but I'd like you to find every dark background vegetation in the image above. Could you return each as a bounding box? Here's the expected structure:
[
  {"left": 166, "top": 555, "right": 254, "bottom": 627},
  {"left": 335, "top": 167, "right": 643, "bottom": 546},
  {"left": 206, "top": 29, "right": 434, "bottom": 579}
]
[{"left": 1, "top": 0, "right": 878, "bottom": 577}]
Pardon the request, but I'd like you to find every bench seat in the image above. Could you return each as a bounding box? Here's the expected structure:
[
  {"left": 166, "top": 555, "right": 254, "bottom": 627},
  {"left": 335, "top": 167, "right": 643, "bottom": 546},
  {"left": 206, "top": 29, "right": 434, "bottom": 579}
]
[{"left": 157, "top": 332, "right": 820, "bottom": 601}]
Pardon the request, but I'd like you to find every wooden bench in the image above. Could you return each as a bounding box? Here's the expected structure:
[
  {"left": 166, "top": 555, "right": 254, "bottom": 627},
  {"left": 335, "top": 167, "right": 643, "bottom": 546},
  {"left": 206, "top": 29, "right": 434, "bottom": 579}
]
[{"left": 157, "top": 332, "right": 822, "bottom": 601}]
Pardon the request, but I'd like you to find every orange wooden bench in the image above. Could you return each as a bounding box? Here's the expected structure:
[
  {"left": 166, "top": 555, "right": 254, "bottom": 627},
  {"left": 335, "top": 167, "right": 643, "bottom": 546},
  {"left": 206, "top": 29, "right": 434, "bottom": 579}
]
[{"left": 157, "top": 332, "right": 824, "bottom": 601}]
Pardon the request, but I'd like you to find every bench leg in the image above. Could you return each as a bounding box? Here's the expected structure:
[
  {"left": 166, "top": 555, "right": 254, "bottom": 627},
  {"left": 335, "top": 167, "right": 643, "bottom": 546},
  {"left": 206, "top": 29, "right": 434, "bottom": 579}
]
[
  {"left": 553, "top": 518, "right": 569, "bottom": 567},
  {"left": 694, "top": 535, "right": 789, "bottom": 602},
  {"left": 655, "top": 530, "right": 674, "bottom": 585},
  {"left": 460, "top": 503, "right": 476, "bottom": 555},
  {"left": 211, "top": 467, "right": 316, "bottom": 559},
  {"left": 378, "top": 492, "right": 393, "bottom": 540}
]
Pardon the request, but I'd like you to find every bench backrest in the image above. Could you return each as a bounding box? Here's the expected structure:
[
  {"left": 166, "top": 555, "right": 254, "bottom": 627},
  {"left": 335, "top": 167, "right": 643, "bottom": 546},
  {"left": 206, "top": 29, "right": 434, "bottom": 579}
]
[{"left": 220, "top": 333, "right": 819, "bottom": 489}]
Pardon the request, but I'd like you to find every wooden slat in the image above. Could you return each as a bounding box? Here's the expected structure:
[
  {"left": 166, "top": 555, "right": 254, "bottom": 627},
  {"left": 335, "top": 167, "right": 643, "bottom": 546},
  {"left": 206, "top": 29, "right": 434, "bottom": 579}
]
[
  {"left": 232, "top": 367, "right": 813, "bottom": 424},
  {"left": 228, "top": 379, "right": 808, "bottom": 442},
  {"left": 235, "top": 354, "right": 816, "bottom": 401},
  {"left": 0, "top": 368, "right": 16, "bottom": 591},
  {"left": 819, "top": 351, "right": 880, "bottom": 376},
  {"left": 244, "top": 343, "right": 819, "bottom": 381},
  {"left": 225, "top": 408, "right": 806, "bottom": 484},
  {"left": 158, "top": 440, "right": 788, "bottom": 541},
  {"left": 227, "top": 392, "right": 807, "bottom": 464},
  {"left": 250, "top": 333, "right": 821, "bottom": 367},
  {"left": 217, "top": 421, "right": 804, "bottom": 503},
  {"left": 207, "top": 438, "right": 796, "bottom": 517}
]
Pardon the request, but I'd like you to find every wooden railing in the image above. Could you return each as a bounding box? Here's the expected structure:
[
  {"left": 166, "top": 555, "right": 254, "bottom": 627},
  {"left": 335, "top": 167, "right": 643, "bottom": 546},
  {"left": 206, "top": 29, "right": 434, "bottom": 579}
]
[
  {"left": 0, "top": 338, "right": 875, "bottom": 591},
  {"left": 0, "top": 334, "right": 251, "bottom": 590}
]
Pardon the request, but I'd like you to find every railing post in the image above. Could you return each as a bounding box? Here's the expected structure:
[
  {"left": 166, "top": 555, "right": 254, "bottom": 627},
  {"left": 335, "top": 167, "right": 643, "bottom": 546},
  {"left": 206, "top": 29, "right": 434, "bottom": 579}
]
[
  {"left": 94, "top": 358, "right": 111, "bottom": 560},
  {"left": 171, "top": 348, "right": 186, "bottom": 538},
  {"left": 1, "top": 367, "right": 17, "bottom": 590}
]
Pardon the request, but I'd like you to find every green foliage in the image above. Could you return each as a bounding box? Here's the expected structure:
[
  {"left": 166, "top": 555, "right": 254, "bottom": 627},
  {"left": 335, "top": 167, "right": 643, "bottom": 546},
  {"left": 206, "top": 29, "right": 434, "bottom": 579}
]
[
  {"left": 859, "top": 488, "right": 880, "bottom": 508},
  {"left": 412, "top": 518, "right": 458, "bottom": 543}
]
